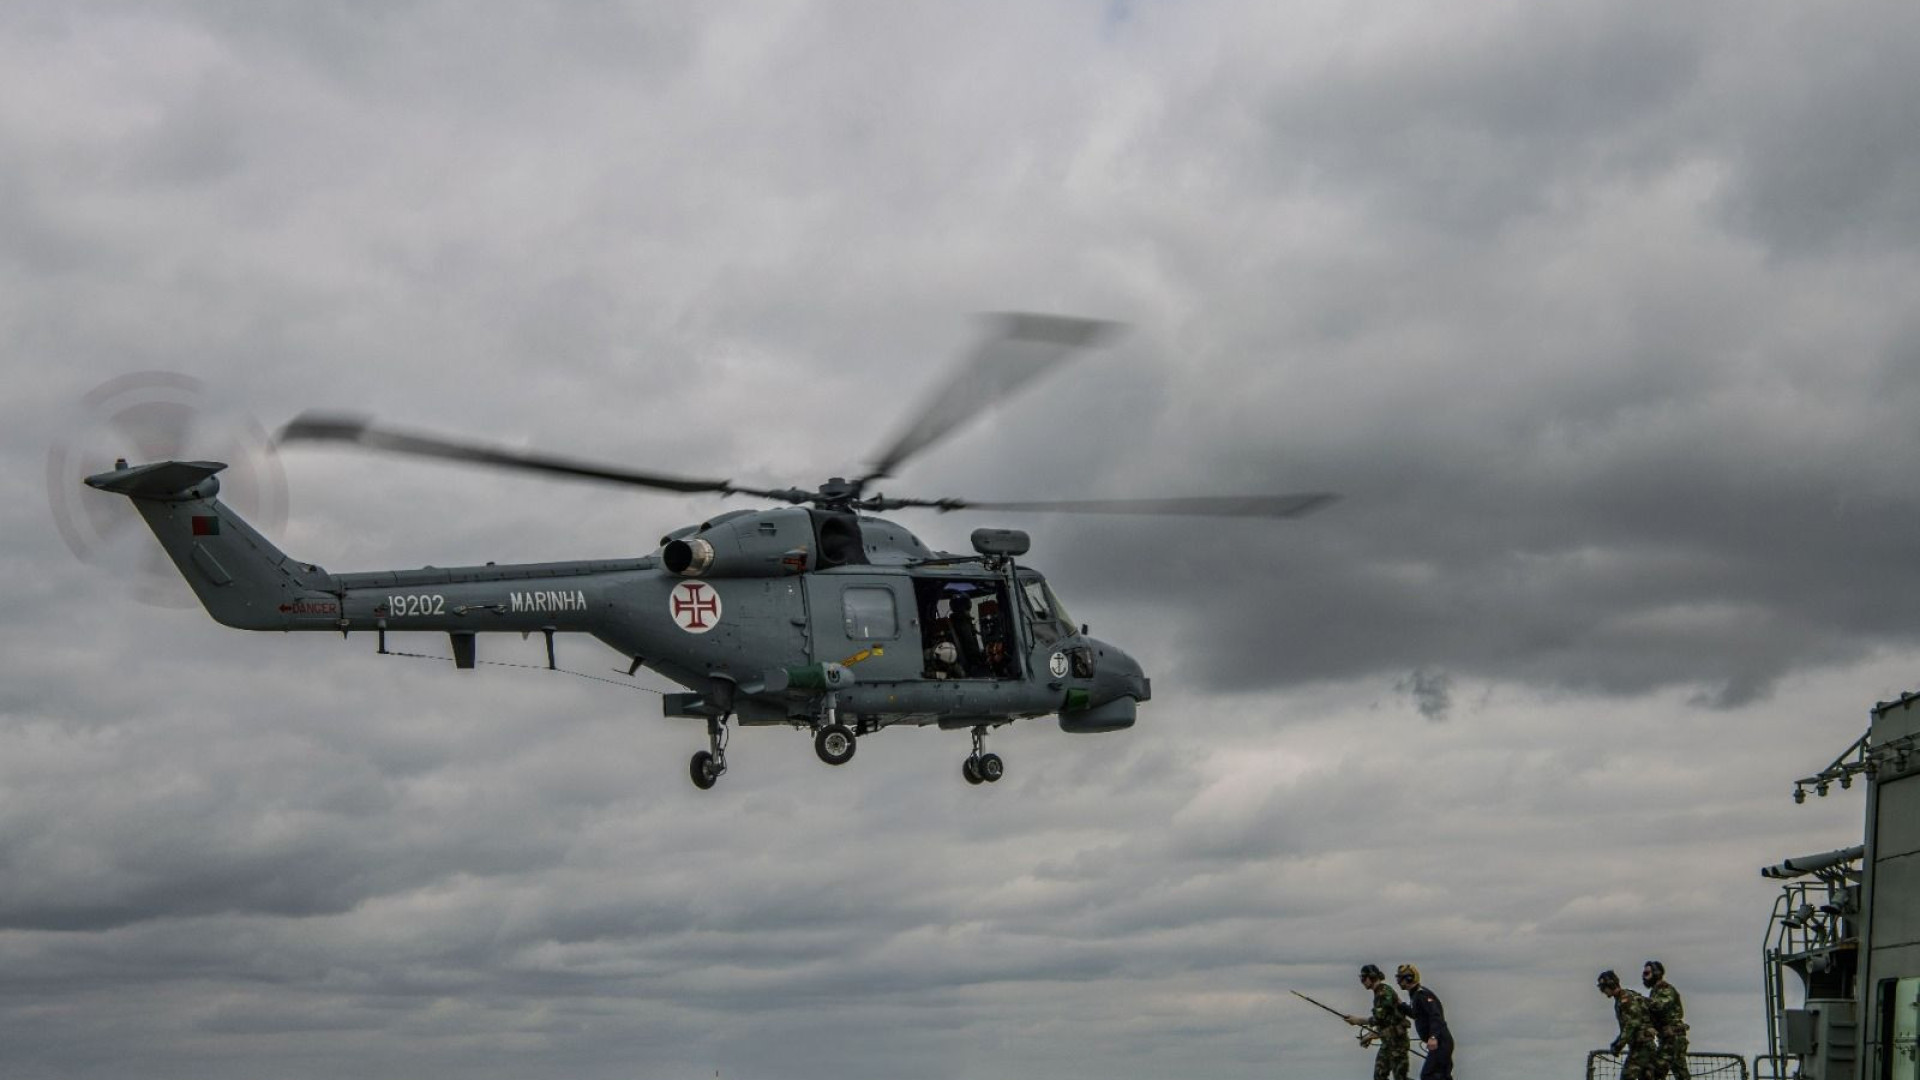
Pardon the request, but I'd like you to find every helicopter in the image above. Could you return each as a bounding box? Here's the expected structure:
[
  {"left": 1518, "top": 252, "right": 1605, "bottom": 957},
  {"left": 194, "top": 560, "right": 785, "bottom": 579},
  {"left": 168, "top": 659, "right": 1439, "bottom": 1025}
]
[{"left": 83, "top": 314, "right": 1337, "bottom": 789}]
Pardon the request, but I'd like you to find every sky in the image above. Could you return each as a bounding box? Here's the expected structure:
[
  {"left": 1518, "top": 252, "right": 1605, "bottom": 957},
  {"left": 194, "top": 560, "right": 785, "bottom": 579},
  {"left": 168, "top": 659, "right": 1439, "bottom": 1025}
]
[{"left": 2, "top": 1, "right": 1917, "bottom": 1077}]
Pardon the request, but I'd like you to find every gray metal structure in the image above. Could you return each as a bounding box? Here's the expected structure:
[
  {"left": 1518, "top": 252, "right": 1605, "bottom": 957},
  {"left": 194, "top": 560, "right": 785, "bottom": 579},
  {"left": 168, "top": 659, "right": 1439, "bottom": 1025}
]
[
  {"left": 82, "top": 315, "right": 1338, "bottom": 789},
  {"left": 1758, "top": 693, "right": 1920, "bottom": 1079}
]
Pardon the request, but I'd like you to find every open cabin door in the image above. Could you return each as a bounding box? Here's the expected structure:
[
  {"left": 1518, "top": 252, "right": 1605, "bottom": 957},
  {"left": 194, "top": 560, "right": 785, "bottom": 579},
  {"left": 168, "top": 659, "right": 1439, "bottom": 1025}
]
[{"left": 912, "top": 577, "right": 1022, "bottom": 681}]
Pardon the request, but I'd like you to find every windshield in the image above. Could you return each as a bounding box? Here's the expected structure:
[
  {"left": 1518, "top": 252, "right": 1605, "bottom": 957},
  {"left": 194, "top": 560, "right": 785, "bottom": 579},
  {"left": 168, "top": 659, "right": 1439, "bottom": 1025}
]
[{"left": 1019, "top": 573, "right": 1074, "bottom": 646}]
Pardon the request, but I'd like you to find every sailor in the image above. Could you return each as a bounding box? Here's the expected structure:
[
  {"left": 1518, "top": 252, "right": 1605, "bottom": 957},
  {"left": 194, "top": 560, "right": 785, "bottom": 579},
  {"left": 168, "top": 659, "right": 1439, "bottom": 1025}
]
[
  {"left": 1396, "top": 964, "right": 1454, "bottom": 1080},
  {"left": 1642, "top": 960, "right": 1689, "bottom": 1080},
  {"left": 1344, "top": 964, "right": 1410, "bottom": 1080},
  {"left": 1599, "top": 969, "right": 1657, "bottom": 1080},
  {"left": 924, "top": 633, "right": 964, "bottom": 680}
]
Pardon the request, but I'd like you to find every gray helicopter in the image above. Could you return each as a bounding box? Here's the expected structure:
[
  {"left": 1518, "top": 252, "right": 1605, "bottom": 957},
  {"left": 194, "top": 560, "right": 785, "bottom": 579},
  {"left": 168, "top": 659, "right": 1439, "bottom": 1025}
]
[{"left": 84, "top": 315, "right": 1336, "bottom": 789}]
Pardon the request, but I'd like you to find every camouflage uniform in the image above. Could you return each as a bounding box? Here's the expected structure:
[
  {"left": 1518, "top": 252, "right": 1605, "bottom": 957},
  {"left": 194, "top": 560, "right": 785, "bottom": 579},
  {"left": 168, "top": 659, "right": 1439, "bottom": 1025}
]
[
  {"left": 1646, "top": 980, "right": 1690, "bottom": 1080},
  {"left": 1368, "top": 979, "right": 1412, "bottom": 1080},
  {"left": 1610, "top": 988, "right": 1659, "bottom": 1080}
]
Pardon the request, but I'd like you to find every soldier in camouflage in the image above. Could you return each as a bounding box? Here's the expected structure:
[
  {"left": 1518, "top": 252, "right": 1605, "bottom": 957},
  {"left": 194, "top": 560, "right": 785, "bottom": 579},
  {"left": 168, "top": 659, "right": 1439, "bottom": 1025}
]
[
  {"left": 1346, "top": 963, "right": 1411, "bottom": 1080},
  {"left": 1599, "top": 969, "right": 1658, "bottom": 1080},
  {"left": 1642, "top": 960, "right": 1689, "bottom": 1080}
]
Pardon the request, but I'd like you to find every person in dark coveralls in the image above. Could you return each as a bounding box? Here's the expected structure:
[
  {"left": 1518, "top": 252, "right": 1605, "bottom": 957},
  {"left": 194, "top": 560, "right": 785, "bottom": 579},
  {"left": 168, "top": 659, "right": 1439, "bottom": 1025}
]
[
  {"left": 1599, "top": 969, "right": 1658, "bottom": 1080},
  {"left": 1642, "top": 960, "right": 1689, "bottom": 1080},
  {"left": 1396, "top": 964, "right": 1454, "bottom": 1080},
  {"left": 1344, "top": 964, "right": 1410, "bottom": 1080}
]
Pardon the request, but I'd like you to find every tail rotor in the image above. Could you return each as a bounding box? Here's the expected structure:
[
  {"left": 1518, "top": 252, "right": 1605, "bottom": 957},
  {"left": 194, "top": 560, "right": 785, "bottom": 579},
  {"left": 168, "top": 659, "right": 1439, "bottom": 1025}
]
[{"left": 48, "top": 372, "right": 288, "bottom": 607}]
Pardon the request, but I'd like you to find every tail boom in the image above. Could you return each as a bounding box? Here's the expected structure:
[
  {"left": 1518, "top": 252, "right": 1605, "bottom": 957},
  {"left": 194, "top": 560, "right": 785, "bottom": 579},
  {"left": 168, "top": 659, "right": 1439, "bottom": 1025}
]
[{"left": 85, "top": 460, "right": 654, "bottom": 640}]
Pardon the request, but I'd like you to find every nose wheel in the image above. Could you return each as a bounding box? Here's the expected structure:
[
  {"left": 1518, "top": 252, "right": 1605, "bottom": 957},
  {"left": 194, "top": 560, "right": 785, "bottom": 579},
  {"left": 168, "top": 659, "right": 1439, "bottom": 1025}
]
[{"left": 962, "top": 726, "right": 1004, "bottom": 785}]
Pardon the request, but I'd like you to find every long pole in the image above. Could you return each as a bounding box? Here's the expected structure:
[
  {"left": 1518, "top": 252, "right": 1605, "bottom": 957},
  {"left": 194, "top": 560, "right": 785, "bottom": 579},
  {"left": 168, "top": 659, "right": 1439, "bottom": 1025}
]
[
  {"left": 1289, "top": 989, "right": 1353, "bottom": 1021},
  {"left": 1289, "top": 990, "right": 1428, "bottom": 1061}
]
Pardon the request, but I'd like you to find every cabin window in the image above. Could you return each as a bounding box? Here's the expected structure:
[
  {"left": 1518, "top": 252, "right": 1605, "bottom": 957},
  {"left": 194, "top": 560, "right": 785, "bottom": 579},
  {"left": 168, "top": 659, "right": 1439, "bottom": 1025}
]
[{"left": 841, "top": 586, "right": 899, "bottom": 640}]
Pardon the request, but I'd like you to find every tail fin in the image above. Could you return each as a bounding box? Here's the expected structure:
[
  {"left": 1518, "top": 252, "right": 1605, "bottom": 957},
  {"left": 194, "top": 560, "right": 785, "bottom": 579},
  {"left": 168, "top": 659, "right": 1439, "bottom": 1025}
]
[{"left": 84, "top": 460, "right": 334, "bottom": 630}]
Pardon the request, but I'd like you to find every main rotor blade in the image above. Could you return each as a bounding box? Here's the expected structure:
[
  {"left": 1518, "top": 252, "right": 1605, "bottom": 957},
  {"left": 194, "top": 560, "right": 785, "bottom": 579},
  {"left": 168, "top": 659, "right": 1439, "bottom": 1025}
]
[
  {"left": 860, "top": 312, "right": 1124, "bottom": 483},
  {"left": 277, "top": 413, "right": 768, "bottom": 497},
  {"left": 934, "top": 492, "right": 1342, "bottom": 519}
]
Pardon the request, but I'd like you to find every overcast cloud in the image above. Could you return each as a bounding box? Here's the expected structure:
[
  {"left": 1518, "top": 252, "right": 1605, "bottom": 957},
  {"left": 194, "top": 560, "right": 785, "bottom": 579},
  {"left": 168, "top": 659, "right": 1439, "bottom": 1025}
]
[{"left": 3, "top": 2, "right": 1916, "bottom": 1078}]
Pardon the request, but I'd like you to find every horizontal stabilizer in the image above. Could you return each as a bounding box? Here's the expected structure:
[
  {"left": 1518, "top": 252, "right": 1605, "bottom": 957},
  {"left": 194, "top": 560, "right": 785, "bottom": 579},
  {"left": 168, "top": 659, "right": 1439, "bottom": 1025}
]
[{"left": 84, "top": 460, "right": 227, "bottom": 500}]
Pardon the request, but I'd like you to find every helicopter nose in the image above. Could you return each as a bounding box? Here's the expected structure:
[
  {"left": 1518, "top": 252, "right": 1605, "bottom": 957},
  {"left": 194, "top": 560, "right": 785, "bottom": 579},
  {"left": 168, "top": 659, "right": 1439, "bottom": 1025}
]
[
  {"left": 1059, "top": 640, "right": 1151, "bottom": 734},
  {"left": 1090, "top": 643, "right": 1151, "bottom": 707}
]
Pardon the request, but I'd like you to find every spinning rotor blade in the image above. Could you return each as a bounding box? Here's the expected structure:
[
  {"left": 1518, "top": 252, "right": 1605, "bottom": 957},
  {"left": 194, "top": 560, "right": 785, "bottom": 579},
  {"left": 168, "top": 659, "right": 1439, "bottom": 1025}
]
[
  {"left": 860, "top": 312, "right": 1123, "bottom": 483},
  {"left": 277, "top": 319, "right": 1337, "bottom": 523},
  {"left": 932, "top": 493, "right": 1341, "bottom": 519},
  {"left": 278, "top": 413, "right": 802, "bottom": 500}
]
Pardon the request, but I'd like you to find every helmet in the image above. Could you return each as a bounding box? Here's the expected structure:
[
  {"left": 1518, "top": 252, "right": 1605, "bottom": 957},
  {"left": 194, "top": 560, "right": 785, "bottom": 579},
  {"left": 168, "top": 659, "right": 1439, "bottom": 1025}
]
[
  {"left": 1597, "top": 969, "right": 1620, "bottom": 991},
  {"left": 1360, "top": 964, "right": 1384, "bottom": 980},
  {"left": 1396, "top": 963, "right": 1420, "bottom": 984}
]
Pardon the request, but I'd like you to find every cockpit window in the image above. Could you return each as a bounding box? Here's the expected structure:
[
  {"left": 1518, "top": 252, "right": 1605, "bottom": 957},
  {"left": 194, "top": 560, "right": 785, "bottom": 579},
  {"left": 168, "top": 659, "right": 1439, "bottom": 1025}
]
[{"left": 1019, "top": 575, "right": 1074, "bottom": 646}]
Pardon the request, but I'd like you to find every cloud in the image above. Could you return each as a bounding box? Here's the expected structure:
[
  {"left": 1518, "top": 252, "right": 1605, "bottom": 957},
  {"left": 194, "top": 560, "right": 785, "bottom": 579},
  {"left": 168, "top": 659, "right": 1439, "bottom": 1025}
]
[
  {"left": 1396, "top": 667, "right": 1454, "bottom": 722},
  {"left": 3, "top": 2, "right": 1917, "bottom": 1078}
]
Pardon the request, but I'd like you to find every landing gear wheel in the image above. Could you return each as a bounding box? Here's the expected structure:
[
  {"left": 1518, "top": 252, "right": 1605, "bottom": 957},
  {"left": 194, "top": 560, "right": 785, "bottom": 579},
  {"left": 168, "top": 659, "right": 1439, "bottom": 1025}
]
[
  {"left": 814, "top": 724, "right": 856, "bottom": 766},
  {"left": 961, "top": 724, "right": 1002, "bottom": 786},
  {"left": 690, "top": 750, "right": 720, "bottom": 790},
  {"left": 689, "top": 711, "right": 731, "bottom": 790}
]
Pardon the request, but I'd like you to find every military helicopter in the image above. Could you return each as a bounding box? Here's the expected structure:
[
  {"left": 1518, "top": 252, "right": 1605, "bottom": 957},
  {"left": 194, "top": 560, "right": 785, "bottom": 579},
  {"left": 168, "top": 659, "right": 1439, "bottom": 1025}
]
[{"left": 83, "top": 315, "right": 1337, "bottom": 789}]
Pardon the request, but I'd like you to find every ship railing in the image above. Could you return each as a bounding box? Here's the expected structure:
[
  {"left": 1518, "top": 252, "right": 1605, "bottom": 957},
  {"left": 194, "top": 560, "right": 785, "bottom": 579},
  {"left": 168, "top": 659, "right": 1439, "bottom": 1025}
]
[{"left": 1584, "top": 1049, "right": 1750, "bottom": 1080}]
